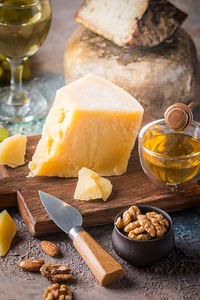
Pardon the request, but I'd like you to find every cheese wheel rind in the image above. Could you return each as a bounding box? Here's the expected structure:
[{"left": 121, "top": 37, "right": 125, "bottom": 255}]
[
  {"left": 75, "top": 0, "right": 187, "bottom": 48},
  {"left": 64, "top": 26, "right": 197, "bottom": 118}
]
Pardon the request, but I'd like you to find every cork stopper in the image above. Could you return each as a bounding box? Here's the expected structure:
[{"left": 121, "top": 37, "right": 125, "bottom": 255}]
[{"left": 164, "top": 103, "right": 193, "bottom": 131}]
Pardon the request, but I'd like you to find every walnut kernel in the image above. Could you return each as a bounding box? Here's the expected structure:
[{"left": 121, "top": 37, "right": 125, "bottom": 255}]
[
  {"left": 146, "top": 212, "right": 169, "bottom": 237},
  {"left": 137, "top": 214, "right": 156, "bottom": 237},
  {"left": 40, "top": 263, "right": 72, "bottom": 283},
  {"left": 115, "top": 206, "right": 141, "bottom": 228},
  {"left": 124, "top": 221, "right": 140, "bottom": 233},
  {"left": 44, "top": 283, "right": 72, "bottom": 300}
]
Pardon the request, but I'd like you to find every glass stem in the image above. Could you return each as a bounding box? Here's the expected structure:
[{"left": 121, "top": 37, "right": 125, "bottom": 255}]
[{"left": 7, "top": 58, "right": 27, "bottom": 106}]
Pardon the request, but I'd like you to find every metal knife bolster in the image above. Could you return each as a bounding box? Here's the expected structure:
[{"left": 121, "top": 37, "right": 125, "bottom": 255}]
[{"left": 68, "top": 225, "right": 84, "bottom": 240}]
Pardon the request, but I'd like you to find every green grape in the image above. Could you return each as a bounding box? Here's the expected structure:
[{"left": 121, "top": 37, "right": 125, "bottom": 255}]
[
  {"left": 0, "top": 128, "right": 9, "bottom": 142},
  {"left": 1, "top": 59, "right": 10, "bottom": 71},
  {"left": 0, "top": 55, "right": 6, "bottom": 81},
  {"left": 0, "top": 66, "right": 3, "bottom": 78},
  {"left": 0, "top": 67, "right": 4, "bottom": 82},
  {"left": 23, "top": 59, "right": 31, "bottom": 79},
  {"left": 0, "top": 54, "right": 5, "bottom": 61},
  {"left": 0, "top": 55, "right": 10, "bottom": 81},
  {"left": 15, "top": 60, "right": 31, "bottom": 80},
  {"left": 0, "top": 54, "right": 31, "bottom": 81},
  {"left": 3, "top": 71, "right": 11, "bottom": 81}
]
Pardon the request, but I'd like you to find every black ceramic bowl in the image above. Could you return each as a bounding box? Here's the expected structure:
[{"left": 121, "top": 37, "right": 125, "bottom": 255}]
[{"left": 112, "top": 205, "right": 175, "bottom": 266}]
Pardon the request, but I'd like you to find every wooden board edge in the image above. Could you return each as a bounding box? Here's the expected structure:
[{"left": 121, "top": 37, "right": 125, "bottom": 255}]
[
  {"left": 31, "top": 197, "right": 200, "bottom": 237},
  {"left": 17, "top": 190, "right": 37, "bottom": 236}
]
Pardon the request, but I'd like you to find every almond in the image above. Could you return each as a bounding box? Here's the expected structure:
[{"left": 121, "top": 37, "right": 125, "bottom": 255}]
[
  {"left": 40, "top": 241, "right": 60, "bottom": 257},
  {"left": 17, "top": 258, "right": 44, "bottom": 271}
]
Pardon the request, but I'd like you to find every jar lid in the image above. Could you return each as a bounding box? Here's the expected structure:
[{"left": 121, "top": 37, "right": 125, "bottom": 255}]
[{"left": 164, "top": 103, "right": 193, "bottom": 131}]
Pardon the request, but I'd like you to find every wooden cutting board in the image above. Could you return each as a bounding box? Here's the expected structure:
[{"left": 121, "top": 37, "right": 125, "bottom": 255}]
[{"left": 0, "top": 117, "right": 200, "bottom": 236}]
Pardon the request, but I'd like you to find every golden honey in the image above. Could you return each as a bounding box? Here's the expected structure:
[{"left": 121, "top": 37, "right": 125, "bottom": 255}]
[{"left": 143, "top": 133, "right": 200, "bottom": 184}]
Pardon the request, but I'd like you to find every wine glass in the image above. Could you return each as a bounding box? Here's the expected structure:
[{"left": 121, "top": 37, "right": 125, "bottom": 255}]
[{"left": 0, "top": 0, "right": 52, "bottom": 122}]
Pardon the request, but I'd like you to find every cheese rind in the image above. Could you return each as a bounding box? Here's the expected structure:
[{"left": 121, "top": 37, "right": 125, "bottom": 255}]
[
  {"left": 74, "top": 167, "right": 112, "bottom": 201},
  {"left": 0, "top": 210, "right": 17, "bottom": 257},
  {"left": 75, "top": 0, "right": 187, "bottom": 48},
  {"left": 64, "top": 27, "right": 197, "bottom": 119},
  {"left": 29, "top": 74, "right": 144, "bottom": 177},
  {"left": 0, "top": 134, "right": 27, "bottom": 168}
]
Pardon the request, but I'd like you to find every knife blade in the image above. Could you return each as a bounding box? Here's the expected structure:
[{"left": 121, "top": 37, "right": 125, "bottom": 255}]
[
  {"left": 39, "top": 191, "right": 83, "bottom": 234},
  {"left": 39, "top": 191, "right": 124, "bottom": 286}
]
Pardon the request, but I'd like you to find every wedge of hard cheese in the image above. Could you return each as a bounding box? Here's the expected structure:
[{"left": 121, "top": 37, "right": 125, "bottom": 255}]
[
  {"left": 29, "top": 74, "right": 144, "bottom": 177},
  {"left": 75, "top": 0, "right": 187, "bottom": 48},
  {"left": 74, "top": 167, "right": 112, "bottom": 201},
  {"left": 0, "top": 134, "right": 27, "bottom": 168},
  {"left": 0, "top": 210, "right": 17, "bottom": 257}
]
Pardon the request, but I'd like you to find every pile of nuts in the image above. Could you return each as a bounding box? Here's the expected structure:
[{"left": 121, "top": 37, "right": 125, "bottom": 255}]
[
  {"left": 17, "top": 241, "right": 73, "bottom": 300},
  {"left": 116, "top": 205, "right": 169, "bottom": 240}
]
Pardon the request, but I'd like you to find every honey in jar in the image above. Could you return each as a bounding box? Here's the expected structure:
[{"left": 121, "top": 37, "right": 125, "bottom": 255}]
[{"left": 143, "top": 132, "right": 200, "bottom": 184}]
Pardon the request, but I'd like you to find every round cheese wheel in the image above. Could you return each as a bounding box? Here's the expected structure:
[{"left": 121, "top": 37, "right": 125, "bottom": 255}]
[{"left": 64, "top": 26, "right": 197, "bottom": 118}]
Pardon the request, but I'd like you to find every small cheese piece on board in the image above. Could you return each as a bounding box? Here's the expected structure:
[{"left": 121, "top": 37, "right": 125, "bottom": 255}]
[
  {"left": 75, "top": 0, "right": 187, "bottom": 48},
  {"left": 0, "top": 134, "right": 27, "bottom": 168},
  {"left": 64, "top": 27, "right": 197, "bottom": 118},
  {"left": 0, "top": 210, "right": 17, "bottom": 257},
  {"left": 29, "top": 74, "right": 144, "bottom": 177},
  {"left": 74, "top": 167, "right": 112, "bottom": 201}
]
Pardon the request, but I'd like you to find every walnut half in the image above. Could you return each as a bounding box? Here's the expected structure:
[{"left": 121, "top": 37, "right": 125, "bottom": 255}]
[
  {"left": 40, "top": 263, "right": 72, "bottom": 283},
  {"left": 44, "top": 283, "right": 72, "bottom": 300},
  {"left": 115, "top": 206, "right": 141, "bottom": 228}
]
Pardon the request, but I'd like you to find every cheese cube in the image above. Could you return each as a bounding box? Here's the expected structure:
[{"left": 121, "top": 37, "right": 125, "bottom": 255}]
[
  {"left": 29, "top": 74, "right": 143, "bottom": 177},
  {"left": 0, "top": 210, "right": 17, "bottom": 257},
  {"left": 0, "top": 134, "right": 27, "bottom": 168},
  {"left": 74, "top": 167, "right": 112, "bottom": 201}
]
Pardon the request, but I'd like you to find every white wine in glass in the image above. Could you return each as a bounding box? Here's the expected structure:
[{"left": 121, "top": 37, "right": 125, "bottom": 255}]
[{"left": 0, "top": 0, "right": 52, "bottom": 122}]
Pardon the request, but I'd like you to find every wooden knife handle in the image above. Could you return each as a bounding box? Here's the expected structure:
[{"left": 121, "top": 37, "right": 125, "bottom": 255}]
[{"left": 73, "top": 231, "right": 124, "bottom": 286}]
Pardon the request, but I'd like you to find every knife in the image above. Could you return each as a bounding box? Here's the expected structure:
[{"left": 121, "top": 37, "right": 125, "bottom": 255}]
[{"left": 39, "top": 191, "right": 124, "bottom": 286}]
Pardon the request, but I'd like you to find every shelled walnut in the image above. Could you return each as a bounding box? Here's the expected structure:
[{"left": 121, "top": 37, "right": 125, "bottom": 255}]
[
  {"left": 44, "top": 283, "right": 72, "bottom": 300},
  {"left": 115, "top": 206, "right": 169, "bottom": 240},
  {"left": 146, "top": 212, "right": 169, "bottom": 237},
  {"left": 40, "top": 263, "right": 72, "bottom": 283},
  {"left": 116, "top": 205, "right": 141, "bottom": 228}
]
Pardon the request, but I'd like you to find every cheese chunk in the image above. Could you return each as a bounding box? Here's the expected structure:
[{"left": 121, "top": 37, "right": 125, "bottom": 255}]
[
  {"left": 0, "top": 134, "right": 27, "bottom": 168},
  {"left": 75, "top": 0, "right": 187, "bottom": 48},
  {"left": 0, "top": 210, "right": 17, "bottom": 257},
  {"left": 74, "top": 167, "right": 112, "bottom": 201},
  {"left": 29, "top": 74, "right": 144, "bottom": 177}
]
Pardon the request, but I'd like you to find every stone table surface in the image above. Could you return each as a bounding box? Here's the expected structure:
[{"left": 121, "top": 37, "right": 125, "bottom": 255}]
[{"left": 0, "top": 0, "right": 200, "bottom": 300}]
